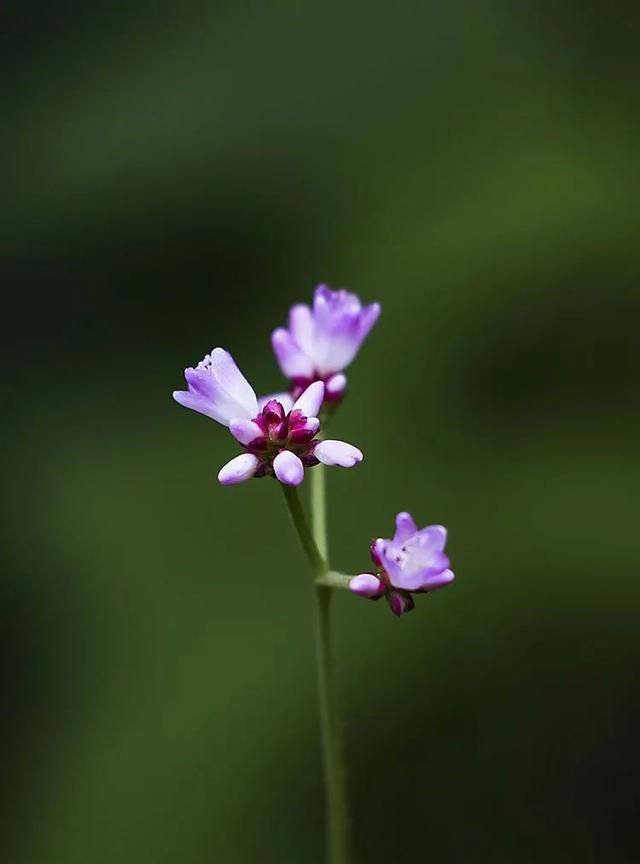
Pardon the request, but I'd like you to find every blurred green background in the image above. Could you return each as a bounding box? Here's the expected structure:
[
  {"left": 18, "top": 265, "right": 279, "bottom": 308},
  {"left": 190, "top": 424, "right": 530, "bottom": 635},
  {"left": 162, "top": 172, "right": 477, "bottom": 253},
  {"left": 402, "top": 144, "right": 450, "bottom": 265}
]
[{"left": 2, "top": 2, "right": 639, "bottom": 862}]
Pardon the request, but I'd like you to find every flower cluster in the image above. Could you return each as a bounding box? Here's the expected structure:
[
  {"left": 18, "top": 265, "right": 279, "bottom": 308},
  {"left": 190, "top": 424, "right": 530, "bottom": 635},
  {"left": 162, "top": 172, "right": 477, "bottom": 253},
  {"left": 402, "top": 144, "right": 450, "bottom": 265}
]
[
  {"left": 350, "top": 512, "right": 454, "bottom": 615},
  {"left": 173, "top": 348, "right": 362, "bottom": 486},
  {"left": 272, "top": 284, "right": 381, "bottom": 402},
  {"left": 173, "top": 283, "right": 455, "bottom": 616}
]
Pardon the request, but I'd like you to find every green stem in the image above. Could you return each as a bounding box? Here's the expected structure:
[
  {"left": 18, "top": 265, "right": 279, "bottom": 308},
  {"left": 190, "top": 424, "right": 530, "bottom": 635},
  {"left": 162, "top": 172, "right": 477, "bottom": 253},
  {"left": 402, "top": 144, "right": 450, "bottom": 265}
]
[
  {"left": 281, "top": 475, "right": 350, "bottom": 863},
  {"left": 281, "top": 484, "right": 325, "bottom": 573},
  {"left": 311, "top": 457, "right": 329, "bottom": 561},
  {"left": 310, "top": 467, "right": 350, "bottom": 864},
  {"left": 316, "top": 571, "right": 354, "bottom": 590}
]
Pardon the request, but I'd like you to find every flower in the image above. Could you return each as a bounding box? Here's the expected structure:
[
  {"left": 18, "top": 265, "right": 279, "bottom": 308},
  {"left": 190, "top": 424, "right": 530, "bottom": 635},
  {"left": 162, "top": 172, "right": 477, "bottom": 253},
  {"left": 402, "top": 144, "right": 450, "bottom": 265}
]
[
  {"left": 350, "top": 512, "right": 454, "bottom": 616},
  {"left": 271, "top": 284, "right": 381, "bottom": 403},
  {"left": 173, "top": 348, "right": 363, "bottom": 486}
]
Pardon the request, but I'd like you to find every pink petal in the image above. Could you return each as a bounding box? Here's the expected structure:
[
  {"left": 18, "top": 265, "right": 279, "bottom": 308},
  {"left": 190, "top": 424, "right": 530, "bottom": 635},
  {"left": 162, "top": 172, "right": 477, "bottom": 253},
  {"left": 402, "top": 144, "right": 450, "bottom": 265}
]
[
  {"left": 257, "top": 392, "right": 295, "bottom": 413},
  {"left": 288, "top": 416, "right": 320, "bottom": 445}
]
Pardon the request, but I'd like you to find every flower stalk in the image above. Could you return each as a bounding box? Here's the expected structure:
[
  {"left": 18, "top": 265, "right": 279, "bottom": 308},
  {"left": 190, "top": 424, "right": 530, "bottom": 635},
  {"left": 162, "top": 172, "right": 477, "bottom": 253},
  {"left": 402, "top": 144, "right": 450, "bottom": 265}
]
[{"left": 282, "top": 471, "right": 350, "bottom": 864}]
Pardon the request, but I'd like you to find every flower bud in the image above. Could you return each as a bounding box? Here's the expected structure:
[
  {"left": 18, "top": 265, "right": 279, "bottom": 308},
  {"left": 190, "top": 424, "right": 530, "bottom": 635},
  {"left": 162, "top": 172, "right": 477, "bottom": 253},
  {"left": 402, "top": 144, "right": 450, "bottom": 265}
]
[
  {"left": 349, "top": 573, "right": 384, "bottom": 599},
  {"left": 386, "top": 590, "right": 415, "bottom": 617}
]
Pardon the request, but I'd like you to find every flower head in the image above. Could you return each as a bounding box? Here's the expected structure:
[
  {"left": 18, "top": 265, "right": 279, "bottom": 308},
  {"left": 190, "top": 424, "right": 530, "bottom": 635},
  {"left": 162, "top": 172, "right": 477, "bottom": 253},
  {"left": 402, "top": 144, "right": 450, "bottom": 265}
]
[
  {"left": 173, "top": 348, "right": 363, "bottom": 486},
  {"left": 350, "top": 512, "right": 454, "bottom": 616},
  {"left": 271, "top": 285, "right": 380, "bottom": 403}
]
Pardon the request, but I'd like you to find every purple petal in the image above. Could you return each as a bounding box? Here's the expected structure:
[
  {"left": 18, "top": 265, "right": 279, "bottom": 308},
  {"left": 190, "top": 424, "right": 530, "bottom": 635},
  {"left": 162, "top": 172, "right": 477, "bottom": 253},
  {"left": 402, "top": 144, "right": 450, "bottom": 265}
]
[
  {"left": 217, "top": 453, "right": 260, "bottom": 485},
  {"left": 272, "top": 328, "right": 315, "bottom": 379},
  {"left": 382, "top": 550, "right": 450, "bottom": 592},
  {"left": 172, "top": 388, "right": 223, "bottom": 422},
  {"left": 313, "top": 284, "right": 340, "bottom": 308},
  {"left": 292, "top": 381, "right": 325, "bottom": 418},
  {"left": 175, "top": 371, "right": 247, "bottom": 427},
  {"left": 314, "top": 440, "right": 363, "bottom": 468},
  {"left": 350, "top": 573, "right": 384, "bottom": 598},
  {"left": 310, "top": 285, "right": 379, "bottom": 375},
  {"left": 313, "top": 285, "right": 362, "bottom": 318},
  {"left": 174, "top": 348, "right": 258, "bottom": 426},
  {"left": 420, "top": 568, "right": 455, "bottom": 592},
  {"left": 414, "top": 524, "right": 448, "bottom": 551},
  {"left": 316, "top": 309, "right": 362, "bottom": 375},
  {"left": 357, "top": 302, "right": 381, "bottom": 343},
  {"left": 310, "top": 288, "right": 341, "bottom": 368},
  {"left": 273, "top": 450, "right": 304, "bottom": 486},
  {"left": 258, "top": 392, "right": 295, "bottom": 413},
  {"left": 393, "top": 512, "right": 418, "bottom": 543},
  {"left": 229, "top": 418, "right": 265, "bottom": 446}
]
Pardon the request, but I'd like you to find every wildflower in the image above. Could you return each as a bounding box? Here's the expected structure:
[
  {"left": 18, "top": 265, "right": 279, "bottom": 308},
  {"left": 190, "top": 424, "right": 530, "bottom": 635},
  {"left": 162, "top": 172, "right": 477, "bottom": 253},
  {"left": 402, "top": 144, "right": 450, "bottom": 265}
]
[
  {"left": 271, "top": 285, "right": 380, "bottom": 402},
  {"left": 173, "top": 348, "right": 363, "bottom": 486},
  {"left": 350, "top": 512, "right": 454, "bottom": 616}
]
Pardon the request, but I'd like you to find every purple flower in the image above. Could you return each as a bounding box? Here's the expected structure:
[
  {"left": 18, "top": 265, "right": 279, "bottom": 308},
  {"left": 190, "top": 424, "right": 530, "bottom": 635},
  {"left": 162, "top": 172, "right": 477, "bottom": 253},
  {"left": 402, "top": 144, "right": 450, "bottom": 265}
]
[
  {"left": 271, "top": 285, "right": 380, "bottom": 403},
  {"left": 173, "top": 348, "right": 363, "bottom": 486},
  {"left": 350, "top": 512, "right": 454, "bottom": 616}
]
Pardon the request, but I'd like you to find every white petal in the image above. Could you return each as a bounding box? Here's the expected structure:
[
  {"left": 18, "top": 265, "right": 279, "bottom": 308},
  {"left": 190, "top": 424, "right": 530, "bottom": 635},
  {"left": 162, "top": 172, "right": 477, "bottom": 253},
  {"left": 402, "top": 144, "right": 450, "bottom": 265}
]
[
  {"left": 314, "top": 440, "right": 363, "bottom": 468},
  {"left": 257, "top": 392, "right": 295, "bottom": 413},
  {"left": 292, "top": 381, "right": 325, "bottom": 417},
  {"left": 217, "top": 453, "right": 260, "bottom": 485},
  {"left": 273, "top": 450, "right": 304, "bottom": 486},
  {"left": 325, "top": 373, "right": 347, "bottom": 397},
  {"left": 288, "top": 304, "right": 315, "bottom": 357},
  {"left": 228, "top": 418, "right": 264, "bottom": 446},
  {"left": 210, "top": 348, "right": 258, "bottom": 415}
]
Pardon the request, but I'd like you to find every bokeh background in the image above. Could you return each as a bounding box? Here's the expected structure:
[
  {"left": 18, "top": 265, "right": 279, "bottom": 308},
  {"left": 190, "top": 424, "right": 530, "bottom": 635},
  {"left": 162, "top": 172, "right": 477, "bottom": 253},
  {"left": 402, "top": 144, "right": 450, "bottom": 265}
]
[{"left": 2, "top": 2, "right": 639, "bottom": 862}]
